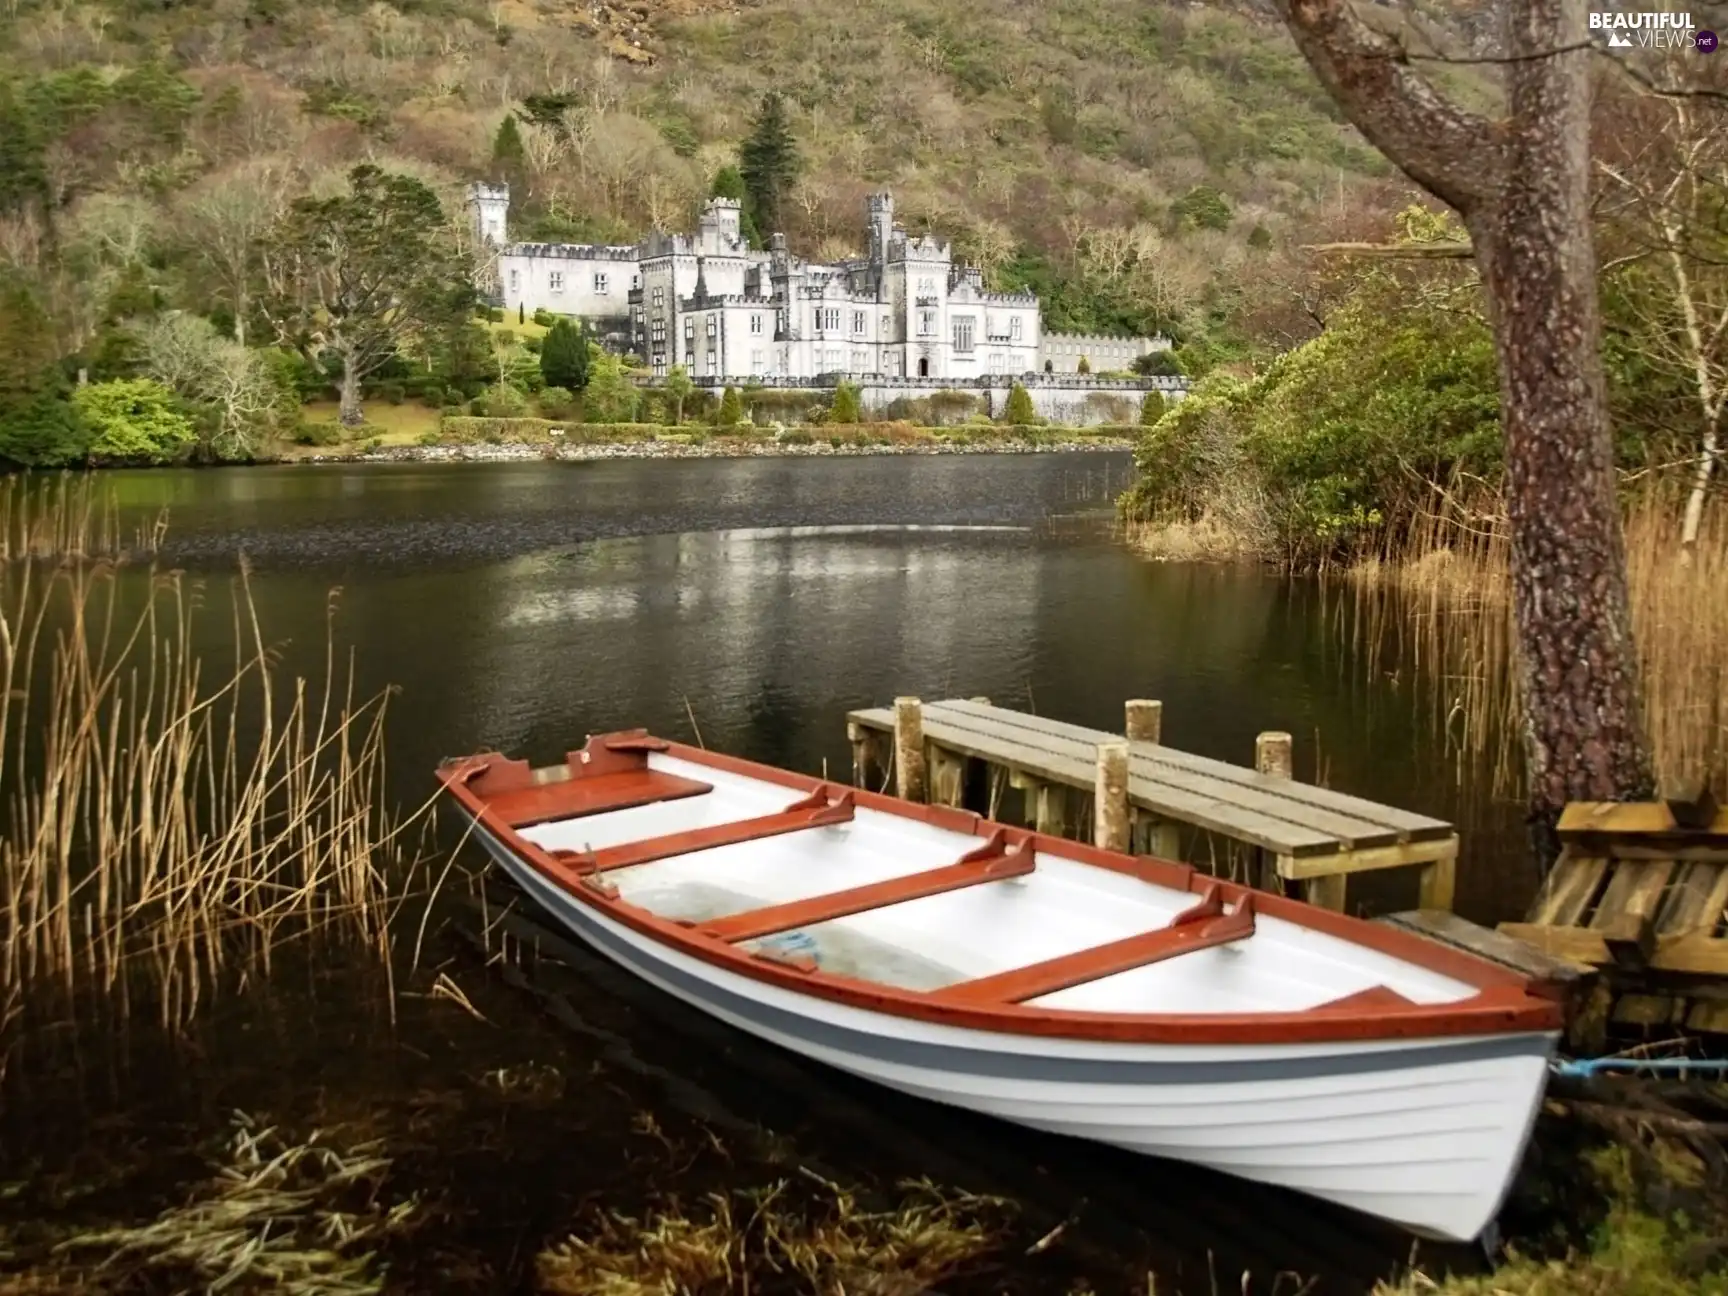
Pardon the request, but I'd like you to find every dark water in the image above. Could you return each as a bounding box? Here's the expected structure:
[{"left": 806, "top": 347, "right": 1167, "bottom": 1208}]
[{"left": 1, "top": 455, "right": 1542, "bottom": 1294}]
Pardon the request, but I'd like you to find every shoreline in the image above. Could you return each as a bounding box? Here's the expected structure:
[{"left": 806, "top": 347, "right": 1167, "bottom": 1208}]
[{"left": 287, "top": 437, "right": 1134, "bottom": 465}]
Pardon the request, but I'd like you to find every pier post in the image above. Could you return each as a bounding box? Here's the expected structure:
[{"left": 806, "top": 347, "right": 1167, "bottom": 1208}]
[
  {"left": 1125, "top": 699, "right": 1178, "bottom": 860},
  {"left": 1125, "top": 699, "right": 1162, "bottom": 744},
  {"left": 1258, "top": 731, "right": 1342, "bottom": 911},
  {"left": 1255, "top": 731, "right": 1293, "bottom": 780},
  {"left": 894, "top": 696, "right": 927, "bottom": 802},
  {"left": 1095, "top": 741, "right": 1131, "bottom": 852}
]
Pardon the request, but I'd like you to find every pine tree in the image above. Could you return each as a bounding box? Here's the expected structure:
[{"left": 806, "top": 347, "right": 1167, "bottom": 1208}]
[
  {"left": 738, "top": 93, "right": 800, "bottom": 237},
  {"left": 1077, "top": 356, "right": 1091, "bottom": 374},
  {"left": 518, "top": 303, "right": 525, "bottom": 325},
  {"left": 717, "top": 384, "right": 744, "bottom": 425},
  {"left": 1139, "top": 390, "right": 1165, "bottom": 426},
  {"left": 540, "top": 318, "right": 590, "bottom": 391},
  {"left": 491, "top": 114, "right": 528, "bottom": 191},
  {"left": 1003, "top": 384, "right": 1036, "bottom": 425}
]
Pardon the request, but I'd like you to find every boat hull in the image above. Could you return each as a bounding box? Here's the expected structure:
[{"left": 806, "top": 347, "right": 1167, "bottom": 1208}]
[{"left": 466, "top": 814, "right": 1555, "bottom": 1243}]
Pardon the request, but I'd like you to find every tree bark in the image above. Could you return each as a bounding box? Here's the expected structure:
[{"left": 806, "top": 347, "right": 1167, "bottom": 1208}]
[
  {"left": 1273, "top": 0, "right": 1654, "bottom": 869},
  {"left": 338, "top": 352, "right": 365, "bottom": 428}
]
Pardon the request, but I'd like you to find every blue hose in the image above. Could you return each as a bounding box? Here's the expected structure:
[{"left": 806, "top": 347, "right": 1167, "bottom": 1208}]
[{"left": 1552, "top": 1056, "right": 1728, "bottom": 1079}]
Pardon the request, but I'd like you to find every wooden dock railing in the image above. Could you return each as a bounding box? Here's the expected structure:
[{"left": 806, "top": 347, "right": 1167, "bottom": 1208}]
[{"left": 846, "top": 697, "right": 1458, "bottom": 913}]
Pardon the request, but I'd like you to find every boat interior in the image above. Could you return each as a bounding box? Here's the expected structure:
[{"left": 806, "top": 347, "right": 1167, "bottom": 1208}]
[{"left": 443, "top": 732, "right": 1534, "bottom": 1019}]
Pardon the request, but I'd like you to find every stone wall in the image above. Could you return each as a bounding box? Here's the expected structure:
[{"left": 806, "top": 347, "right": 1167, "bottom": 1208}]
[{"left": 679, "top": 373, "right": 1187, "bottom": 428}]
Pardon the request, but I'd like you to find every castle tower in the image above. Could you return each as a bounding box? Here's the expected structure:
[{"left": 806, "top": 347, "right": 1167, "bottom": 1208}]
[
  {"left": 866, "top": 192, "right": 893, "bottom": 266},
  {"left": 467, "top": 182, "right": 510, "bottom": 247},
  {"left": 697, "top": 196, "right": 743, "bottom": 253}
]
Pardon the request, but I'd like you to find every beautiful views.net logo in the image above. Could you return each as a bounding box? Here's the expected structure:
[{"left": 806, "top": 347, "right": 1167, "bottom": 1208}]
[{"left": 1588, "top": 11, "right": 1718, "bottom": 51}]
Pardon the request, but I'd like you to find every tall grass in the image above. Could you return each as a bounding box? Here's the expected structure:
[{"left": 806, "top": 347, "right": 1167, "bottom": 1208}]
[
  {"left": 1339, "top": 488, "right": 1728, "bottom": 803},
  {"left": 0, "top": 471, "right": 168, "bottom": 561},
  {"left": 0, "top": 488, "right": 431, "bottom": 1067}
]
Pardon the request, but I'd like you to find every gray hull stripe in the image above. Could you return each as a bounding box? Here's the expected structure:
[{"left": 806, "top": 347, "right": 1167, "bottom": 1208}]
[{"left": 476, "top": 825, "right": 1551, "bottom": 1085}]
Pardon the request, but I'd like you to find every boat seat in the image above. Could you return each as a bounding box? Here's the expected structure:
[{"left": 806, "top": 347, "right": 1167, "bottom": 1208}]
[
  {"left": 695, "top": 828, "right": 1036, "bottom": 943},
  {"left": 571, "top": 783, "right": 857, "bottom": 874},
  {"left": 483, "top": 768, "right": 713, "bottom": 830},
  {"left": 930, "top": 885, "right": 1256, "bottom": 1006}
]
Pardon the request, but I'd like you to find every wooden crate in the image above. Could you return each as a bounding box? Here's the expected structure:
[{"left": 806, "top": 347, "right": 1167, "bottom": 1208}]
[{"left": 1499, "top": 800, "right": 1728, "bottom": 1042}]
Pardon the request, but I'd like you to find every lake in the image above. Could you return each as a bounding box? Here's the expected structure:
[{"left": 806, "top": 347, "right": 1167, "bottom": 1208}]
[{"left": 0, "top": 453, "right": 1542, "bottom": 1294}]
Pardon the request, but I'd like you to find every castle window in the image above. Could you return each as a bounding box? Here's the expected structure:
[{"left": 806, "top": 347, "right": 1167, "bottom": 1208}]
[
  {"left": 652, "top": 286, "right": 665, "bottom": 307},
  {"left": 851, "top": 349, "right": 868, "bottom": 372},
  {"left": 631, "top": 274, "right": 639, "bottom": 289},
  {"left": 852, "top": 311, "right": 866, "bottom": 334},
  {"left": 751, "top": 349, "right": 766, "bottom": 374},
  {"left": 651, "top": 320, "right": 666, "bottom": 343},
  {"left": 819, "top": 307, "right": 840, "bottom": 331},
  {"left": 751, "top": 314, "right": 763, "bottom": 334},
  {"left": 952, "top": 316, "right": 976, "bottom": 354},
  {"left": 549, "top": 272, "right": 564, "bottom": 292},
  {"left": 917, "top": 309, "right": 936, "bottom": 337},
  {"left": 706, "top": 316, "right": 717, "bottom": 337},
  {"left": 882, "top": 313, "right": 891, "bottom": 336},
  {"left": 825, "top": 348, "right": 843, "bottom": 371},
  {"left": 508, "top": 269, "right": 520, "bottom": 293},
  {"left": 1011, "top": 316, "right": 1023, "bottom": 339},
  {"left": 685, "top": 318, "right": 695, "bottom": 339},
  {"left": 684, "top": 351, "right": 695, "bottom": 370},
  {"left": 706, "top": 353, "right": 718, "bottom": 375},
  {"left": 594, "top": 272, "right": 609, "bottom": 294}
]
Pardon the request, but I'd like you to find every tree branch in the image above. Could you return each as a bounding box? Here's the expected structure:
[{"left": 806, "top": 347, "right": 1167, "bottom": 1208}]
[
  {"left": 1270, "top": 0, "right": 1502, "bottom": 213},
  {"left": 1302, "top": 240, "right": 1476, "bottom": 258}
]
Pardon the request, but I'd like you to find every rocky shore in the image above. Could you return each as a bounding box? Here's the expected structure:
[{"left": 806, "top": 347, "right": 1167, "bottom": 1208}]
[{"left": 293, "top": 437, "right": 1133, "bottom": 465}]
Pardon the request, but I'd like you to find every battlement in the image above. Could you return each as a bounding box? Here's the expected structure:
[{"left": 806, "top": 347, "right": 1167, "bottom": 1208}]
[{"left": 505, "top": 242, "right": 640, "bottom": 262}]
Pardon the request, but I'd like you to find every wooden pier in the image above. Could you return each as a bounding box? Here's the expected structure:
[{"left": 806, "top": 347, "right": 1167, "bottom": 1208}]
[{"left": 845, "top": 697, "right": 1459, "bottom": 913}]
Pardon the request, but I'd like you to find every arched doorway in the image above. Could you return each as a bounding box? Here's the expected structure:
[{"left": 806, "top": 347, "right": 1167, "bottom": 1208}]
[
  {"left": 1043, "top": 360, "right": 1053, "bottom": 373},
  {"left": 917, "top": 357, "right": 929, "bottom": 378}
]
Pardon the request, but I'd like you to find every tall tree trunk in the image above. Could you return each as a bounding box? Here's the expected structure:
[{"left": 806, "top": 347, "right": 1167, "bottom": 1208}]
[
  {"left": 1274, "top": 0, "right": 1654, "bottom": 871},
  {"left": 338, "top": 352, "right": 365, "bottom": 428},
  {"left": 234, "top": 285, "right": 246, "bottom": 348}
]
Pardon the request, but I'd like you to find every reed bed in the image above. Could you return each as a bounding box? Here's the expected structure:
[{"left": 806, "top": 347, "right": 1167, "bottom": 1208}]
[
  {"left": 0, "top": 551, "right": 432, "bottom": 1061},
  {"left": 0, "top": 472, "right": 167, "bottom": 562},
  {"left": 1335, "top": 489, "right": 1728, "bottom": 804}
]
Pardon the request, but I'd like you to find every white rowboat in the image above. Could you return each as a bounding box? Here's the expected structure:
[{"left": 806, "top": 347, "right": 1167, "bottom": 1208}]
[{"left": 437, "top": 731, "right": 1563, "bottom": 1242}]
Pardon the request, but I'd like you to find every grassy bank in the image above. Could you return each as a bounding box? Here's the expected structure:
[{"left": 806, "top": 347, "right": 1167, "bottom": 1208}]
[{"left": 1324, "top": 489, "right": 1728, "bottom": 807}]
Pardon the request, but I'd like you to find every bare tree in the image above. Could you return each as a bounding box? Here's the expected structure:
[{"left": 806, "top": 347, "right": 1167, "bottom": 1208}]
[
  {"left": 1596, "top": 89, "right": 1728, "bottom": 554},
  {"left": 1271, "top": 0, "right": 1654, "bottom": 859},
  {"left": 136, "top": 313, "right": 287, "bottom": 459},
  {"left": 180, "top": 158, "right": 296, "bottom": 347}
]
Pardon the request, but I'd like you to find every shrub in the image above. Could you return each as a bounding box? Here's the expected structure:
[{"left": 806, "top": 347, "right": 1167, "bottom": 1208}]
[
  {"left": 1140, "top": 390, "right": 1166, "bottom": 425},
  {"left": 1001, "top": 384, "right": 1036, "bottom": 425},
  {"left": 831, "top": 381, "right": 862, "bottom": 423},
  {"left": 293, "top": 419, "right": 344, "bottom": 447},
  {"left": 717, "top": 385, "right": 744, "bottom": 426},
  {"left": 72, "top": 379, "right": 198, "bottom": 464},
  {"left": 532, "top": 308, "right": 557, "bottom": 328},
  {"left": 377, "top": 381, "right": 406, "bottom": 404},
  {"left": 480, "top": 383, "right": 529, "bottom": 417},
  {"left": 539, "top": 386, "right": 577, "bottom": 419}
]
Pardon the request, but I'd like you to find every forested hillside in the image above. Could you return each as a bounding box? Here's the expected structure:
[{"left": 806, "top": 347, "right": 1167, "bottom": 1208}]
[{"left": 0, "top": 0, "right": 1428, "bottom": 357}]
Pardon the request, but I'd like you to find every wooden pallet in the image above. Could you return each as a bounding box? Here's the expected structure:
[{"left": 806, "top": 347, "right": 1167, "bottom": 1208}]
[{"left": 1499, "top": 797, "right": 1728, "bottom": 1039}]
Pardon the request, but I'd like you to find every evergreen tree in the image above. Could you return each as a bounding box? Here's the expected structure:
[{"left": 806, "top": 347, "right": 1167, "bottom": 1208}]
[
  {"left": 491, "top": 114, "right": 528, "bottom": 191},
  {"left": 1002, "top": 383, "right": 1036, "bottom": 425},
  {"left": 518, "top": 303, "right": 525, "bottom": 325},
  {"left": 831, "top": 381, "right": 861, "bottom": 424},
  {"left": 540, "top": 317, "right": 591, "bottom": 390},
  {"left": 1139, "top": 389, "right": 1165, "bottom": 426},
  {"left": 717, "top": 384, "right": 744, "bottom": 425},
  {"left": 738, "top": 93, "right": 800, "bottom": 237},
  {"left": 1077, "top": 355, "right": 1090, "bottom": 374},
  {"left": 711, "top": 165, "right": 761, "bottom": 247}
]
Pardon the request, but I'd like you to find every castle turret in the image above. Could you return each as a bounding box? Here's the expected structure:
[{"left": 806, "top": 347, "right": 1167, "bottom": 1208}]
[
  {"left": 866, "top": 192, "right": 893, "bottom": 266},
  {"left": 467, "top": 182, "right": 509, "bottom": 247},
  {"left": 697, "top": 197, "right": 743, "bottom": 253}
]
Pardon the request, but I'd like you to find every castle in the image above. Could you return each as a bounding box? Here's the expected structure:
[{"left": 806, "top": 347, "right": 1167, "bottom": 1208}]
[{"left": 468, "top": 185, "right": 1170, "bottom": 385}]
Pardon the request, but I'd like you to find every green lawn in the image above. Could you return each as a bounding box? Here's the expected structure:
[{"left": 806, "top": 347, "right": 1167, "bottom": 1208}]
[
  {"left": 483, "top": 316, "right": 549, "bottom": 341},
  {"left": 299, "top": 401, "right": 442, "bottom": 445}
]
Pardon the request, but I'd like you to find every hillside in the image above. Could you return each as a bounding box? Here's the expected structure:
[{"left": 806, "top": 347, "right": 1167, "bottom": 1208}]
[{"left": 0, "top": 0, "right": 1464, "bottom": 364}]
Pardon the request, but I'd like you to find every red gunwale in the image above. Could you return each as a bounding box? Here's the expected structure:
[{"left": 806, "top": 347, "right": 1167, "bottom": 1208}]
[{"left": 435, "top": 732, "right": 1565, "bottom": 1045}]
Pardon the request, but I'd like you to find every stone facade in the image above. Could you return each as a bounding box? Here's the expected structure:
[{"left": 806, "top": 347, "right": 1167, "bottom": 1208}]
[{"left": 469, "top": 185, "right": 1170, "bottom": 386}]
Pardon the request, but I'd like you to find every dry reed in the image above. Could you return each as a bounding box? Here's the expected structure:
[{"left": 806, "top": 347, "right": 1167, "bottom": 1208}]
[
  {"left": 0, "top": 473, "right": 167, "bottom": 562},
  {"left": 1338, "top": 488, "right": 1728, "bottom": 803},
  {"left": 0, "top": 544, "right": 432, "bottom": 1060}
]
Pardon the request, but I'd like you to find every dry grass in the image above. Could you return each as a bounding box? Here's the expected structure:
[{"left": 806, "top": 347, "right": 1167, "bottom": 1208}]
[
  {"left": 0, "top": 473, "right": 167, "bottom": 562},
  {"left": 35, "top": 1112, "right": 418, "bottom": 1295},
  {"left": 0, "top": 487, "right": 435, "bottom": 1066},
  {"left": 1337, "top": 489, "right": 1728, "bottom": 803},
  {"left": 536, "top": 1172, "right": 1013, "bottom": 1295}
]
